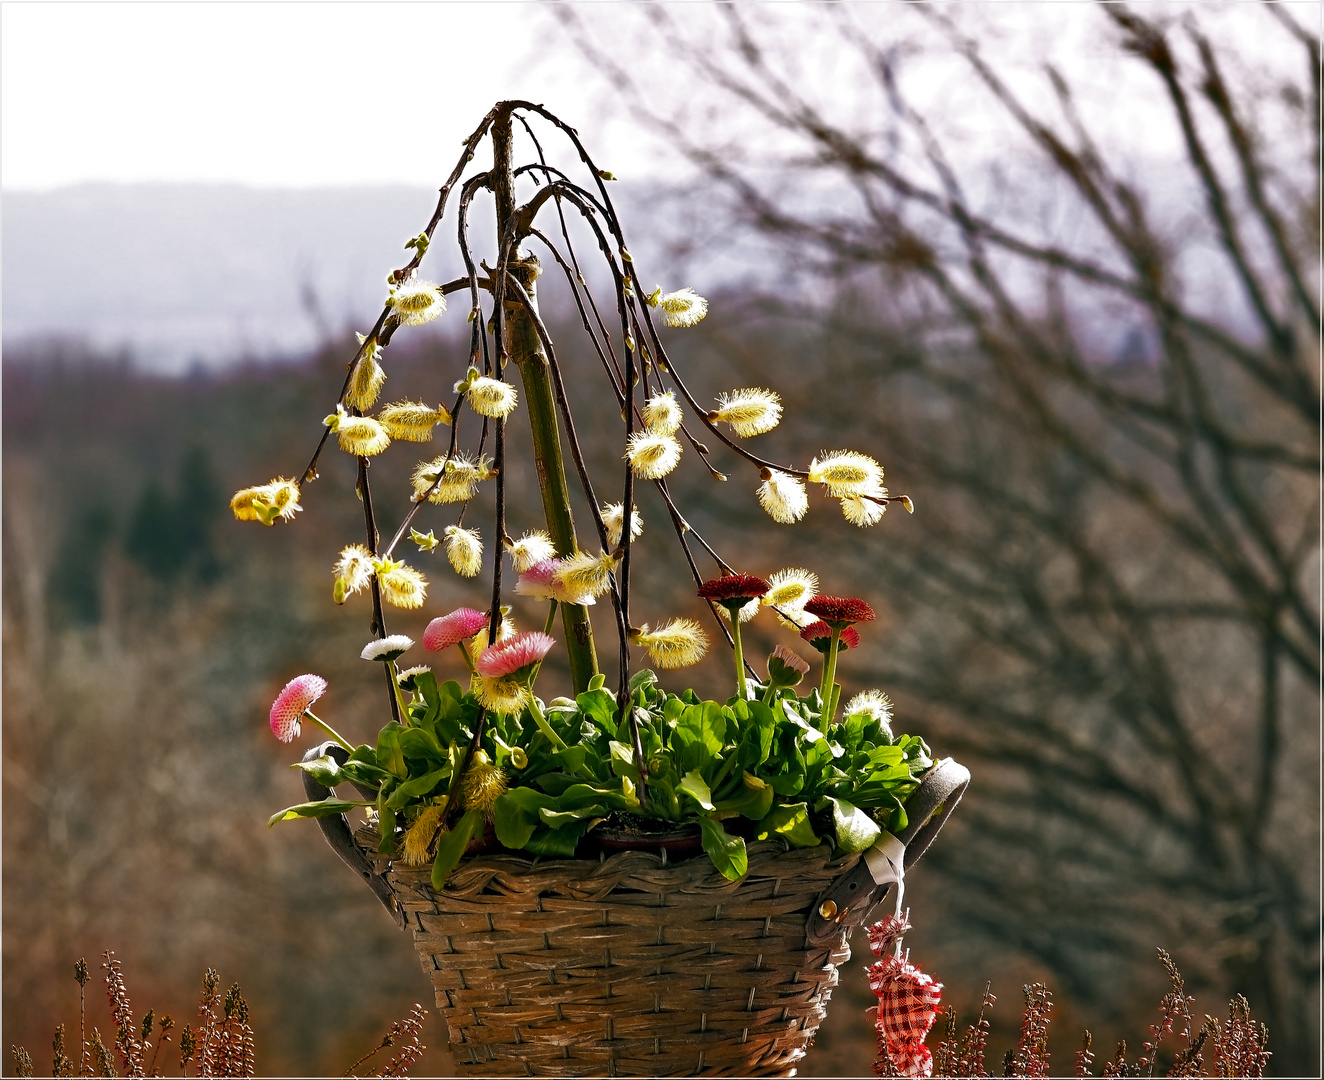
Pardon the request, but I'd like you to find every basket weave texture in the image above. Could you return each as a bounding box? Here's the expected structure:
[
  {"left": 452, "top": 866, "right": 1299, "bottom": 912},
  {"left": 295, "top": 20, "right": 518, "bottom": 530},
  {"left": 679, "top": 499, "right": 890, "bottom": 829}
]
[{"left": 354, "top": 828, "right": 861, "bottom": 1077}]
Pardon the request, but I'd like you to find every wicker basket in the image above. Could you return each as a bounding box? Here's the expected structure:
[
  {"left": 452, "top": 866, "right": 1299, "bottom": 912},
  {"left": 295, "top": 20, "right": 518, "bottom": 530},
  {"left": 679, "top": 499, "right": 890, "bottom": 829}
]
[{"left": 308, "top": 754, "right": 970, "bottom": 1077}]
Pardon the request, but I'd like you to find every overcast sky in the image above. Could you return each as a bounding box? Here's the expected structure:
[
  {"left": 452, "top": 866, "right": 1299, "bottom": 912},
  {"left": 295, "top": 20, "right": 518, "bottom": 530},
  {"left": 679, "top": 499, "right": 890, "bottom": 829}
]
[{"left": 0, "top": 1, "right": 663, "bottom": 191}]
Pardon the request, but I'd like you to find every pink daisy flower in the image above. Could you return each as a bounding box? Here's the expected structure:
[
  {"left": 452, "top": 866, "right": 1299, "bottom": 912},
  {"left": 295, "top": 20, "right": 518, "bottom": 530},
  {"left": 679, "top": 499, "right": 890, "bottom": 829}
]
[
  {"left": 269, "top": 674, "right": 327, "bottom": 744},
  {"left": 423, "top": 607, "right": 489, "bottom": 652},
  {"left": 514, "top": 558, "right": 560, "bottom": 601},
  {"left": 475, "top": 630, "right": 556, "bottom": 679}
]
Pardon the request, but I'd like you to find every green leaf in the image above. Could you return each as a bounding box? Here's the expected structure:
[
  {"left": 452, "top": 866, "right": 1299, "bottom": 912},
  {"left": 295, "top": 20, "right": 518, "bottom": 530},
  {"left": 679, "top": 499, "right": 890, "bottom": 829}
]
[
  {"left": 677, "top": 769, "right": 714, "bottom": 810},
  {"left": 399, "top": 725, "right": 445, "bottom": 763},
  {"left": 267, "top": 798, "right": 371, "bottom": 827},
  {"left": 629, "top": 668, "right": 658, "bottom": 696},
  {"left": 376, "top": 723, "right": 407, "bottom": 778},
  {"left": 494, "top": 789, "right": 550, "bottom": 849},
  {"left": 754, "top": 803, "right": 820, "bottom": 847},
  {"left": 384, "top": 766, "right": 449, "bottom": 811},
  {"left": 587, "top": 673, "right": 607, "bottom": 692},
  {"left": 698, "top": 816, "right": 747, "bottom": 881},
  {"left": 296, "top": 754, "right": 343, "bottom": 788},
  {"left": 675, "top": 701, "right": 726, "bottom": 769},
  {"left": 575, "top": 687, "right": 617, "bottom": 733},
  {"left": 431, "top": 809, "right": 483, "bottom": 890},
  {"left": 819, "top": 795, "right": 882, "bottom": 854},
  {"left": 713, "top": 774, "right": 774, "bottom": 820},
  {"left": 525, "top": 821, "right": 590, "bottom": 857}
]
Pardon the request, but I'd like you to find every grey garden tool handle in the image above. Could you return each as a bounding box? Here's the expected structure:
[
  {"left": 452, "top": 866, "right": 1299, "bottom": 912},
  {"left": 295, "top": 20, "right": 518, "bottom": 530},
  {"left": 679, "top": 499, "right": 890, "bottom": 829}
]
[
  {"left": 302, "top": 742, "right": 407, "bottom": 930},
  {"left": 805, "top": 756, "right": 970, "bottom": 945}
]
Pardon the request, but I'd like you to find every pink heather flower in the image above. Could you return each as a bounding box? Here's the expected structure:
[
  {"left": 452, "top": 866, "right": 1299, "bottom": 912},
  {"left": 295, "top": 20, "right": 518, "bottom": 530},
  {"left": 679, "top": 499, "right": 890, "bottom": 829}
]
[
  {"left": 475, "top": 631, "right": 556, "bottom": 679},
  {"left": 269, "top": 674, "right": 327, "bottom": 744},
  {"left": 423, "top": 607, "right": 489, "bottom": 652}
]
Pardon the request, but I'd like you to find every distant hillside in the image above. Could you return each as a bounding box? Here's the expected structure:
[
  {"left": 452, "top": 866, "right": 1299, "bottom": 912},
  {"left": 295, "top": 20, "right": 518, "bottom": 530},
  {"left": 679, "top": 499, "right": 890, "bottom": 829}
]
[
  {"left": 2, "top": 180, "right": 722, "bottom": 375},
  {"left": 2, "top": 184, "right": 446, "bottom": 373}
]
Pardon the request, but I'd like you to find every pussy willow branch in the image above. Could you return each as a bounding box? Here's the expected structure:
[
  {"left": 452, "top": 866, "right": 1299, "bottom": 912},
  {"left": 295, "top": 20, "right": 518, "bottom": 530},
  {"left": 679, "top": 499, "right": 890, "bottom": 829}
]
[
  {"left": 358, "top": 455, "right": 401, "bottom": 727},
  {"left": 457, "top": 172, "right": 494, "bottom": 373},
  {"left": 381, "top": 389, "right": 468, "bottom": 560}
]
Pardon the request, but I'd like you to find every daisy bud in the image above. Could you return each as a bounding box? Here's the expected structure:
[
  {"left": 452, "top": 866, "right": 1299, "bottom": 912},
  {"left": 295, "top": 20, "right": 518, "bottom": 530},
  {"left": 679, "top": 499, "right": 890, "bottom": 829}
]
[
  {"left": 844, "top": 689, "right": 894, "bottom": 733},
  {"left": 377, "top": 400, "right": 451, "bottom": 442},
  {"left": 553, "top": 551, "right": 617, "bottom": 602},
  {"left": 509, "top": 746, "right": 528, "bottom": 769},
  {"left": 423, "top": 607, "right": 489, "bottom": 651},
  {"left": 269, "top": 674, "right": 327, "bottom": 744},
  {"left": 653, "top": 286, "right": 709, "bottom": 327},
  {"left": 601, "top": 503, "right": 643, "bottom": 548},
  {"left": 505, "top": 530, "right": 556, "bottom": 573},
  {"left": 767, "top": 643, "right": 810, "bottom": 689},
  {"left": 709, "top": 388, "right": 782, "bottom": 437},
  {"left": 625, "top": 431, "right": 682, "bottom": 479},
  {"left": 333, "top": 544, "right": 375, "bottom": 604},
  {"left": 466, "top": 376, "right": 519, "bottom": 419},
  {"left": 444, "top": 526, "right": 483, "bottom": 578},
  {"left": 361, "top": 634, "right": 415, "bottom": 662},
  {"left": 374, "top": 559, "right": 428, "bottom": 609},
  {"left": 641, "top": 392, "right": 683, "bottom": 436},
  {"left": 808, "top": 450, "right": 883, "bottom": 497},
  {"left": 387, "top": 278, "right": 446, "bottom": 326},
  {"left": 630, "top": 618, "right": 709, "bottom": 669},
  {"left": 325, "top": 405, "right": 391, "bottom": 457},
  {"left": 757, "top": 469, "right": 808, "bottom": 524},
  {"left": 346, "top": 337, "right": 386, "bottom": 409}
]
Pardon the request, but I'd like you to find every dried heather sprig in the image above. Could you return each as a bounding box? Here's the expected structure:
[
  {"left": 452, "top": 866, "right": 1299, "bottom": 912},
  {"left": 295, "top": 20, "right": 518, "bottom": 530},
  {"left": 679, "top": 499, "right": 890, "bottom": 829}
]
[
  {"left": 52, "top": 1023, "right": 74, "bottom": 1078},
  {"left": 1012, "top": 983, "right": 1053, "bottom": 1078},
  {"left": 102, "top": 951, "right": 143, "bottom": 1077},
  {"left": 1073, "top": 1030, "right": 1094, "bottom": 1078},
  {"left": 11, "top": 1045, "right": 34, "bottom": 1078},
  {"left": 956, "top": 982, "right": 995, "bottom": 1078},
  {"left": 373, "top": 1003, "right": 429, "bottom": 1078},
  {"left": 89, "top": 1029, "right": 114, "bottom": 1078}
]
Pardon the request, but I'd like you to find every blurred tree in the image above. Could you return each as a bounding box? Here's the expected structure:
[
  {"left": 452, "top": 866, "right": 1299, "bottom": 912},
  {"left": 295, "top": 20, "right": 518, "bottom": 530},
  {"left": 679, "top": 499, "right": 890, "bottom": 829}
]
[
  {"left": 49, "top": 505, "right": 115, "bottom": 624},
  {"left": 563, "top": 3, "right": 1319, "bottom": 1072},
  {"left": 124, "top": 446, "right": 223, "bottom": 585}
]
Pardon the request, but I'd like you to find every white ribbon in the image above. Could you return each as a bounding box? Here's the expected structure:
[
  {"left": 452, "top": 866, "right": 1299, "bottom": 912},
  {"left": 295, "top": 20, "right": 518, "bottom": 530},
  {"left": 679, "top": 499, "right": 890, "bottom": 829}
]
[{"left": 863, "top": 831, "right": 907, "bottom": 954}]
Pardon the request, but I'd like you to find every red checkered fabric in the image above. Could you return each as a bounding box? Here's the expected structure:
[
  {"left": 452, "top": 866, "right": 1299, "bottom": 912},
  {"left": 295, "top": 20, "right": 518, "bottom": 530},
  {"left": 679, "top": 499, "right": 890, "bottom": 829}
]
[{"left": 867, "top": 912, "right": 943, "bottom": 1079}]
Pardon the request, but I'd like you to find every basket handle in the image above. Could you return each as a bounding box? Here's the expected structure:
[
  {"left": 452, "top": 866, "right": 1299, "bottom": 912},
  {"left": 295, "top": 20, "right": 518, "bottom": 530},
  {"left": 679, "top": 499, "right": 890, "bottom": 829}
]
[
  {"left": 301, "top": 742, "right": 407, "bottom": 930},
  {"left": 805, "top": 756, "right": 969, "bottom": 946}
]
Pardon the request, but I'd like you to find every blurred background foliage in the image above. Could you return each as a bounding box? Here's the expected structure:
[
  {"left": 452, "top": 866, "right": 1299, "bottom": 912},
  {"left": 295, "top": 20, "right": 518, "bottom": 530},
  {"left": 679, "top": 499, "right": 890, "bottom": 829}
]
[{"left": 4, "top": 4, "right": 1318, "bottom": 1076}]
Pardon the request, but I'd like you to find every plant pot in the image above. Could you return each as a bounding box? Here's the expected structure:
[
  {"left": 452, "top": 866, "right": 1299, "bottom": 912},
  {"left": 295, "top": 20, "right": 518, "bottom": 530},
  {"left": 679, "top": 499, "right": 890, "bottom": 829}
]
[{"left": 306, "top": 755, "right": 970, "bottom": 1077}]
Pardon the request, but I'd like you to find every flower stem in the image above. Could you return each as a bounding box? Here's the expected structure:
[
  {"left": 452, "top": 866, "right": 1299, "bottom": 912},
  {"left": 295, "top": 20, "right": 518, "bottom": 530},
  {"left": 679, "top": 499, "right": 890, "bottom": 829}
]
[
  {"left": 527, "top": 694, "right": 567, "bottom": 751},
  {"left": 303, "top": 710, "right": 355, "bottom": 754},
  {"left": 819, "top": 628, "right": 842, "bottom": 723},
  {"left": 730, "top": 615, "right": 748, "bottom": 699},
  {"left": 385, "top": 660, "right": 411, "bottom": 723},
  {"left": 524, "top": 599, "right": 559, "bottom": 699},
  {"left": 455, "top": 641, "right": 476, "bottom": 675}
]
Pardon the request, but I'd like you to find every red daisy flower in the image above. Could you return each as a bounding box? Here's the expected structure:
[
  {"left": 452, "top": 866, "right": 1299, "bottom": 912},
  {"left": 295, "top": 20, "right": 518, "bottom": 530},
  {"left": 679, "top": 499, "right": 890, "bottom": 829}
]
[
  {"left": 803, "top": 595, "right": 876, "bottom": 627},
  {"left": 697, "top": 573, "right": 771, "bottom": 606},
  {"left": 800, "top": 621, "right": 861, "bottom": 655}
]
